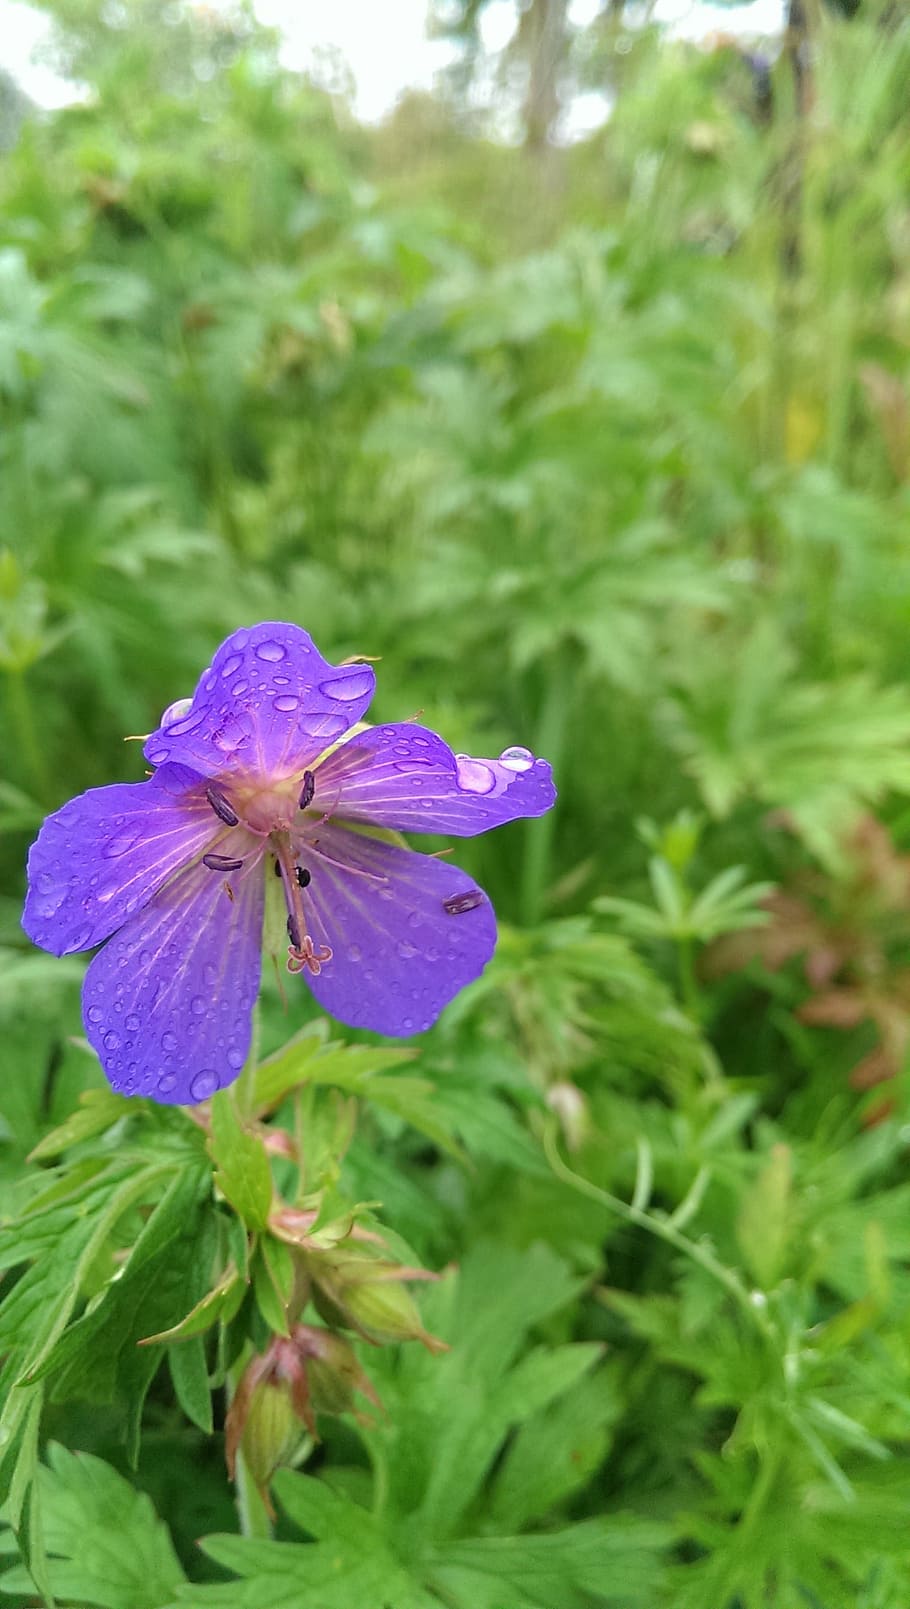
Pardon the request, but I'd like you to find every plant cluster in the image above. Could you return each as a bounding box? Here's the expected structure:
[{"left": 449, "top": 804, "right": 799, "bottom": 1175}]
[{"left": 2, "top": 1, "right": 910, "bottom": 1604}]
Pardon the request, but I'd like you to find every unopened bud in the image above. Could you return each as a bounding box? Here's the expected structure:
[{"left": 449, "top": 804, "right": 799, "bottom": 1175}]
[
  {"left": 238, "top": 1373, "right": 309, "bottom": 1492},
  {"left": 311, "top": 1251, "right": 447, "bottom": 1352},
  {"left": 546, "top": 1081, "right": 589, "bottom": 1151},
  {"left": 225, "top": 1326, "right": 382, "bottom": 1502}
]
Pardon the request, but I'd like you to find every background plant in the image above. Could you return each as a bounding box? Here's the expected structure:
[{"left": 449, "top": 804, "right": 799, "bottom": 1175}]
[{"left": 2, "top": 0, "right": 910, "bottom": 1604}]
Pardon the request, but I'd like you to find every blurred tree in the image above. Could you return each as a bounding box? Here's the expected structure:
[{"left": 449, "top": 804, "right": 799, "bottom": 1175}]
[
  {"left": 29, "top": 0, "right": 266, "bottom": 97},
  {"left": 0, "top": 68, "right": 32, "bottom": 153},
  {"left": 431, "top": 0, "right": 582, "bottom": 146}
]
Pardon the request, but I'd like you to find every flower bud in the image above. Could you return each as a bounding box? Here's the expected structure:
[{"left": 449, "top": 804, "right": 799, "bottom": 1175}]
[
  {"left": 237, "top": 1371, "right": 309, "bottom": 1493},
  {"left": 225, "top": 1326, "right": 382, "bottom": 1502},
  {"left": 310, "top": 1251, "right": 447, "bottom": 1353},
  {"left": 225, "top": 1336, "right": 313, "bottom": 1501}
]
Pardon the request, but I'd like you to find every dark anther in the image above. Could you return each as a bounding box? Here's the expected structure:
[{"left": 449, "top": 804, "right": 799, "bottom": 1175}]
[
  {"left": 203, "top": 853, "right": 244, "bottom": 872},
  {"left": 298, "top": 771, "right": 315, "bottom": 811},
  {"left": 274, "top": 858, "right": 282, "bottom": 877},
  {"left": 296, "top": 866, "right": 311, "bottom": 889},
  {"left": 206, "top": 786, "right": 239, "bottom": 827},
  {"left": 287, "top": 913, "right": 302, "bottom": 948},
  {"left": 443, "top": 889, "right": 484, "bottom": 916}
]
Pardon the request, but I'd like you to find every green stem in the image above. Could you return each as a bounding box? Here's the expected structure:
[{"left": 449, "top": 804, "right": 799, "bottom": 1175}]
[
  {"left": 234, "top": 1001, "right": 262, "bottom": 1122},
  {"left": 521, "top": 652, "right": 571, "bottom": 928},
  {"left": 6, "top": 669, "right": 52, "bottom": 803},
  {"left": 676, "top": 934, "right": 700, "bottom": 1020},
  {"left": 542, "top": 1121, "right": 777, "bottom": 1348}
]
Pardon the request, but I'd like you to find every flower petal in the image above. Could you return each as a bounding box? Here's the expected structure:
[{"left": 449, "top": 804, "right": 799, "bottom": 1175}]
[
  {"left": 299, "top": 824, "right": 497, "bottom": 1036},
  {"left": 22, "top": 764, "right": 218, "bottom": 957},
  {"left": 144, "top": 623, "right": 376, "bottom": 782},
  {"left": 313, "top": 723, "right": 556, "bottom": 837},
  {"left": 82, "top": 853, "right": 265, "bottom": 1104}
]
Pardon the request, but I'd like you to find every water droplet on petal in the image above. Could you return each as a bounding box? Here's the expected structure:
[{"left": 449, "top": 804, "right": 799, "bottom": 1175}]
[
  {"left": 160, "top": 696, "right": 193, "bottom": 729},
  {"left": 221, "top": 654, "right": 242, "bottom": 678},
  {"left": 146, "top": 745, "right": 169, "bottom": 765},
  {"left": 499, "top": 745, "right": 534, "bottom": 773},
  {"left": 273, "top": 694, "right": 300, "bottom": 712},
  {"left": 231, "top": 680, "right": 248, "bottom": 696},
  {"left": 103, "top": 1030, "right": 121, "bottom": 1051},
  {"left": 161, "top": 1031, "right": 178, "bottom": 1052},
  {"left": 204, "top": 964, "right": 218, "bottom": 988},
  {"left": 191, "top": 996, "right": 206, "bottom": 1016},
  {"left": 255, "top": 640, "right": 286, "bottom": 663},
  {"left": 397, "top": 940, "right": 419, "bottom": 959},
  {"left": 318, "top": 668, "right": 374, "bottom": 702},
  {"left": 87, "top": 1005, "right": 103, "bottom": 1024},
  {"left": 189, "top": 1069, "right": 218, "bottom": 1101},
  {"left": 232, "top": 629, "right": 249, "bottom": 650},
  {"left": 165, "top": 708, "right": 206, "bottom": 737},
  {"left": 226, "top": 1048, "right": 244, "bottom": 1070},
  {"left": 126, "top": 1014, "right": 140, "bottom": 1031},
  {"left": 402, "top": 1017, "right": 414, "bottom": 1032},
  {"left": 347, "top": 944, "right": 362, "bottom": 962},
  {"left": 455, "top": 755, "right": 495, "bottom": 794},
  {"left": 103, "top": 823, "right": 142, "bottom": 858},
  {"left": 158, "top": 1073, "right": 177, "bottom": 1095}
]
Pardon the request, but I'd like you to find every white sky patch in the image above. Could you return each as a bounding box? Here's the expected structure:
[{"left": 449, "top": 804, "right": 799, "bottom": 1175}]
[{"left": 0, "top": 0, "right": 786, "bottom": 116}]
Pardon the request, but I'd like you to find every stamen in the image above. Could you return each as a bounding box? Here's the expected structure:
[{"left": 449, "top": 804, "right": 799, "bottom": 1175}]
[
  {"left": 296, "top": 866, "right": 311, "bottom": 889},
  {"left": 206, "top": 786, "right": 239, "bottom": 827},
  {"left": 287, "top": 913, "right": 302, "bottom": 948},
  {"left": 203, "top": 853, "right": 244, "bottom": 872},
  {"left": 443, "top": 889, "right": 484, "bottom": 915},
  {"left": 307, "top": 840, "right": 389, "bottom": 883},
  {"left": 298, "top": 771, "right": 315, "bottom": 811}
]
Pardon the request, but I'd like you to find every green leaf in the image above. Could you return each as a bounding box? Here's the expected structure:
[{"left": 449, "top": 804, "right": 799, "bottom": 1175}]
[
  {"left": 168, "top": 1337, "right": 212, "bottom": 1435},
  {"left": 431, "top": 1516, "right": 672, "bottom": 1609},
  {"left": 209, "top": 1093, "right": 273, "bottom": 1232},
  {"left": 253, "top": 1027, "right": 416, "bottom": 1114},
  {"left": 27, "top": 1090, "right": 131, "bottom": 1162},
  {"left": 0, "top": 1444, "right": 185, "bottom": 1608},
  {"left": 251, "top": 1235, "right": 297, "bottom": 1337},
  {"left": 28, "top": 1163, "right": 212, "bottom": 1400},
  {"left": 141, "top": 1263, "right": 246, "bottom": 1345},
  {"left": 735, "top": 1144, "right": 792, "bottom": 1289}
]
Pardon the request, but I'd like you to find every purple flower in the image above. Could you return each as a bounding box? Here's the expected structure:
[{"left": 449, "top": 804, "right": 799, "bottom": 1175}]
[{"left": 22, "top": 623, "right": 556, "bottom": 1104}]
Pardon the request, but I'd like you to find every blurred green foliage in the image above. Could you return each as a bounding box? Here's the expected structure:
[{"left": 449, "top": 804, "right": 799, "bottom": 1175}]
[{"left": 2, "top": 0, "right": 910, "bottom": 1604}]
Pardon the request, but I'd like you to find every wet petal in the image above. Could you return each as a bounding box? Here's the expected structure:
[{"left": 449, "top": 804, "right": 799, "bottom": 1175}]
[
  {"left": 23, "top": 764, "right": 218, "bottom": 957},
  {"left": 143, "top": 623, "right": 376, "bottom": 782},
  {"left": 313, "top": 723, "right": 556, "bottom": 837},
  {"left": 82, "top": 853, "right": 265, "bottom": 1104},
  {"left": 299, "top": 824, "right": 496, "bottom": 1036}
]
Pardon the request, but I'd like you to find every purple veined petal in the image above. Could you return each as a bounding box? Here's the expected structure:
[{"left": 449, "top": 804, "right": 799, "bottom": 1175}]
[
  {"left": 298, "top": 824, "right": 497, "bottom": 1036},
  {"left": 82, "top": 851, "right": 265, "bottom": 1104},
  {"left": 143, "top": 623, "right": 376, "bottom": 783},
  {"left": 23, "top": 764, "right": 220, "bottom": 957},
  {"left": 312, "top": 723, "right": 556, "bottom": 837}
]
